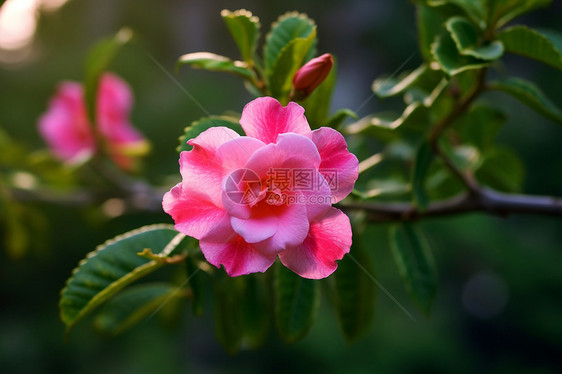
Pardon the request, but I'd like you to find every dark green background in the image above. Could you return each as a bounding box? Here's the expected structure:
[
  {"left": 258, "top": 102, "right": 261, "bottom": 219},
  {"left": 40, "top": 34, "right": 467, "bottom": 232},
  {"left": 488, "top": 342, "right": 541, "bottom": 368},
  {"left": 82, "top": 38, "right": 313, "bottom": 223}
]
[{"left": 1, "top": 0, "right": 561, "bottom": 373}]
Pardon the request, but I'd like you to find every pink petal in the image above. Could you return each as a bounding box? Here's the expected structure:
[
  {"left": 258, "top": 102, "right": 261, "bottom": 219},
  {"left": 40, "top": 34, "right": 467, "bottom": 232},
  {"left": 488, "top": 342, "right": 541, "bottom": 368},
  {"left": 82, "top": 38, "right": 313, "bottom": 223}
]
[
  {"left": 240, "top": 97, "right": 311, "bottom": 144},
  {"left": 309, "top": 127, "right": 359, "bottom": 203},
  {"left": 297, "top": 171, "right": 333, "bottom": 221},
  {"left": 38, "top": 82, "right": 96, "bottom": 162},
  {"left": 162, "top": 182, "right": 235, "bottom": 242},
  {"left": 200, "top": 237, "right": 276, "bottom": 276},
  {"left": 215, "top": 136, "right": 265, "bottom": 173},
  {"left": 231, "top": 214, "right": 277, "bottom": 243},
  {"left": 252, "top": 201, "right": 310, "bottom": 254},
  {"left": 244, "top": 133, "right": 321, "bottom": 180},
  {"left": 180, "top": 127, "right": 241, "bottom": 207},
  {"left": 279, "top": 208, "right": 352, "bottom": 279}
]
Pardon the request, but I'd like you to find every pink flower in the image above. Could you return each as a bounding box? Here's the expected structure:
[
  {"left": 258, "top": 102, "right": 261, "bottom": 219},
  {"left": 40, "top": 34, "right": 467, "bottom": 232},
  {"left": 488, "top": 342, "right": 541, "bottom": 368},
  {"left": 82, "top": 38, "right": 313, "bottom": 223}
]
[
  {"left": 163, "top": 97, "right": 359, "bottom": 279},
  {"left": 292, "top": 53, "right": 334, "bottom": 98},
  {"left": 38, "top": 73, "right": 147, "bottom": 170}
]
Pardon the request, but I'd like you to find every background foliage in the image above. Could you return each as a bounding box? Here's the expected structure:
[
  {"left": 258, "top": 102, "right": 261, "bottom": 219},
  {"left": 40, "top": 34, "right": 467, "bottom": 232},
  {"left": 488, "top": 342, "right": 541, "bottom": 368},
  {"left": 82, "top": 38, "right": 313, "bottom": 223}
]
[{"left": 1, "top": 0, "right": 562, "bottom": 373}]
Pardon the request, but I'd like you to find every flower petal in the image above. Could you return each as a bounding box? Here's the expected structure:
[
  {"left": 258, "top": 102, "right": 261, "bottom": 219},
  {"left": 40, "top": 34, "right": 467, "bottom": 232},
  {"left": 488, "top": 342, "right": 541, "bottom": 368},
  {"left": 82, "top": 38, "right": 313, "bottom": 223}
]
[
  {"left": 162, "top": 182, "right": 235, "bottom": 242},
  {"left": 180, "top": 127, "right": 241, "bottom": 206},
  {"left": 253, "top": 201, "right": 309, "bottom": 254},
  {"left": 309, "top": 127, "right": 359, "bottom": 202},
  {"left": 279, "top": 208, "right": 352, "bottom": 279},
  {"left": 38, "top": 82, "right": 96, "bottom": 162},
  {"left": 240, "top": 97, "right": 311, "bottom": 144},
  {"left": 244, "top": 133, "right": 321, "bottom": 180},
  {"left": 231, "top": 214, "right": 277, "bottom": 243},
  {"left": 200, "top": 237, "right": 276, "bottom": 277},
  {"left": 215, "top": 136, "right": 265, "bottom": 173}
]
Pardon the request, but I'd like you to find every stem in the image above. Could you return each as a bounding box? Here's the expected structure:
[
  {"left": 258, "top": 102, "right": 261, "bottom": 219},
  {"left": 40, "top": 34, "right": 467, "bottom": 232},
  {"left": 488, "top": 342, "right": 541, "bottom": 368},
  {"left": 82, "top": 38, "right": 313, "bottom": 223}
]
[{"left": 338, "top": 189, "right": 562, "bottom": 221}]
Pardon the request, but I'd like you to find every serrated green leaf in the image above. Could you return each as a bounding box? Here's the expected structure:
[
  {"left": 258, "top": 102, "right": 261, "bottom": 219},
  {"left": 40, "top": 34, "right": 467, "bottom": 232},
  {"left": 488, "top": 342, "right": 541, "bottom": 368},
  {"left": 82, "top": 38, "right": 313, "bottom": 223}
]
[
  {"left": 389, "top": 224, "right": 437, "bottom": 315},
  {"left": 301, "top": 57, "right": 336, "bottom": 128},
  {"left": 59, "top": 224, "right": 187, "bottom": 335},
  {"left": 274, "top": 264, "right": 320, "bottom": 344},
  {"left": 221, "top": 9, "right": 260, "bottom": 64},
  {"left": 84, "top": 28, "right": 132, "bottom": 124},
  {"left": 446, "top": 16, "right": 503, "bottom": 60},
  {"left": 94, "top": 283, "right": 183, "bottom": 336},
  {"left": 264, "top": 12, "right": 316, "bottom": 74},
  {"left": 497, "top": 26, "right": 562, "bottom": 70},
  {"left": 176, "top": 52, "right": 255, "bottom": 80},
  {"left": 412, "top": 140, "right": 434, "bottom": 210},
  {"left": 488, "top": 77, "right": 562, "bottom": 124},
  {"left": 432, "top": 31, "right": 489, "bottom": 75},
  {"left": 213, "top": 271, "right": 244, "bottom": 354},
  {"left": 476, "top": 146, "right": 525, "bottom": 192},
  {"left": 268, "top": 28, "right": 317, "bottom": 103},
  {"left": 490, "top": 0, "right": 551, "bottom": 28},
  {"left": 335, "top": 241, "right": 376, "bottom": 342},
  {"left": 177, "top": 116, "right": 243, "bottom": 153}
]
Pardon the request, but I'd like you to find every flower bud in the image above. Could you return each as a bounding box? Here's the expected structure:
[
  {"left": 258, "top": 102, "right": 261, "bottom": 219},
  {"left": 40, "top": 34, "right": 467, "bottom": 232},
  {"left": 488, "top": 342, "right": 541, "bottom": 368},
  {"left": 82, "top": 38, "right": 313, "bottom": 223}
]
[{"left": 292, "top": 53, "right": 333, "bottom": 99}]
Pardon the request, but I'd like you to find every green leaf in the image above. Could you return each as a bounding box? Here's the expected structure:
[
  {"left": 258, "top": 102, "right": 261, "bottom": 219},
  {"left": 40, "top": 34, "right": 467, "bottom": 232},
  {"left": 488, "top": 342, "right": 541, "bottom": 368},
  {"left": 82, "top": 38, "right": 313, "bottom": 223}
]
[
  {"left": 454, "top": 104, "right": 506, "bottom": 148},
  {"left": 490, "top": 0, "right": 552, "bottom": 28},
  {"left": 497, "top": 26, "right": 562, "bottom": 70},
  {"left": 476, "top": 146, "right": 525, "bottom": 192},
  {"left": 241, "top": 275, "right": 270, "bottom": 349},
  {"left": 264, "top": 12, "right": 316, "bottom": 74},
  {"left": 389, "top": 224, "right": 437, "bottom": 315},
  {"left": 59, "top": 224, "right": 187, "bottom": 335},
  {"left": 488, "top": 77, "right": 562, "bottom": 124},
  {"left": 432, "top": 31, "right": 489, "bottom": 75},
  {"left": 176, "top": 52, "right": 255, "bottom": 80},
  {"left": 94, "top": 283, "right": 183, "bottom": 336},
  {"left": 221, "top": 9, "right": 261, "bottom": 64},
  {"left": 412, "top": 140, "right": 434, "bottom": 210},
  {"left": 428, "top": 0, "right": 487, "bottom": 28},
  {"left": 373, "top": 64, "right": 444, "bottom": 98},
  {"left": 213, "top": 271, "right": 244, "bottom": 354},
  {"left": 445, "top": 16, "right": 503, "bottom": 60},
  {"left": 274, "top": 264, "right": 320, "bottom": 344},
  {"left": 334, "top": 241, "right": 376, "bottom": 342},
  {"left": 326, "top": 109, "right": 358, "bottom": 130},
  {"left": 268, "top": 28, "right": 317, "bottom": 103},
  {"left": 416, "top": 4, "right": 450, "bottom": 62},
  {"left": 177, "top": 116, "right": 243, "bottom": 153},
  {"left": 84, "top": 28, "right": 133, "bottom": 124},
  {"left": 348, "top": 102, "right": 430, "bottom": 134},
  {"left": 185, "top": 256, "right": 205, "bottom": 316},
  {"left": 300, "top": 57, "right": 337, "bottom": 128}
]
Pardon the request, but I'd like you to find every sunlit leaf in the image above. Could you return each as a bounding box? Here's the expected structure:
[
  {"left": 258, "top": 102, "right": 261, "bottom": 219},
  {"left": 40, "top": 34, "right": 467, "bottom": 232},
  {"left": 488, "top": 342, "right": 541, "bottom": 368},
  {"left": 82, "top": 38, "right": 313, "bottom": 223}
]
[
  {"left": 488, "top": 77, "right": 562, "bottom": 124},
  {"left": 59, "top": 224, "right": 188, "bottom": 335},
  {"left": 275, "top": 264, "right": 320, "bottom": 344},
  {"left": 221, "top": 9, "right": 261, "bottom": 64},
  {"left": 94, "top": 283, "right": 184, "bottom": 336},
  {"left": 389, "top": 224, "right": 437, "bottom": 316},
  {"left": 326, "top": 109, "right": 358, "bottom": 130},
  {"left": 177, "top": 116, "right": 243, "bottom": 153},
  {"left": 431, "top": 31, "right": 489, "bottom": 76},
  {"left": 446, "top": 16, "right": 503, "bottom": 60},
  {"left": 373, "top": 64, "right": 445, "bottom": 98},
  {"left": 497, "top": 26, "right": 562, "bottom": 70},
  {"left": 176, "top": 52, "right": 255, "bottom": 80}
]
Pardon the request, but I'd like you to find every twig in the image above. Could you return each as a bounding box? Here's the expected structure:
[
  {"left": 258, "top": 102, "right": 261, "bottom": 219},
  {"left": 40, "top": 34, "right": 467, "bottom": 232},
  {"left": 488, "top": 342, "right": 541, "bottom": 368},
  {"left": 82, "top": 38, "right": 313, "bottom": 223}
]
[{"left": 338, "top": 189, "right": 562, "bottom": 221}]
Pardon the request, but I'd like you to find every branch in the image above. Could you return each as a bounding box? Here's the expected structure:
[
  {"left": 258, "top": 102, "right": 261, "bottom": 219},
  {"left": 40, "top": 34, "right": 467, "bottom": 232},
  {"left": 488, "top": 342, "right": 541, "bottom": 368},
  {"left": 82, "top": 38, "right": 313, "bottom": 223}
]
[{"left": 338, "top": 189, "right": 562, "bottom": 221}]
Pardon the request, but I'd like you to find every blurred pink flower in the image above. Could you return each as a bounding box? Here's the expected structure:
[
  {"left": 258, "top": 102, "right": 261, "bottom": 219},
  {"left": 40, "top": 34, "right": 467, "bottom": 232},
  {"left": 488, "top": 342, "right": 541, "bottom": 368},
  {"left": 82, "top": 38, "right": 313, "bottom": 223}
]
[
  {"left": 38, "top": 73, "right": 147, "bottom": 169},
  {"left": 163, "top": 97, "right": 358, "bottom": 279}
]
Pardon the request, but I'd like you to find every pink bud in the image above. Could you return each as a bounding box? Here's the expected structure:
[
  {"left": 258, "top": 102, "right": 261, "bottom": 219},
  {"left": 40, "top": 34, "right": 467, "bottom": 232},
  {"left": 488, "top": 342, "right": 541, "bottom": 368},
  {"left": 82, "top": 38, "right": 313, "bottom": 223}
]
[{"left": 292, "top": 53, "right": 333, "bottom": 98}]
